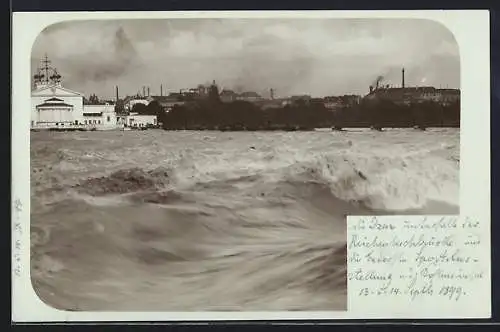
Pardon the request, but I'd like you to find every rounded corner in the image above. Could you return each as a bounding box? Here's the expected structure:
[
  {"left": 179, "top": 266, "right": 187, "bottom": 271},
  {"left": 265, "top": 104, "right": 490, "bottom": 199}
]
[
  {"left": 31, "top": 20, "right": 72, "bottom": 60},
  {"left": 29, "top": 273, "right": 78, "bottom": 314},
  {"left": 417, "top": 18, "right": 460, "bottom": 58}
]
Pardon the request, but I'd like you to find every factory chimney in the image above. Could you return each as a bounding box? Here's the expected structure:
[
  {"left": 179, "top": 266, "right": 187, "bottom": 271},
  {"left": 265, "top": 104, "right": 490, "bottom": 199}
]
[
  {"left": 147, "top": 87, "right": 150, "bottom": 97},
  {"left": 142, "top": 86, "right": 146, "bottom": 97},
  {"left": 115, "top": 85, "right": 119, "bottom": 102},
  {"left": 160, "top": 84, "right": 163, "bottom": 97},
  {"left": 270, "top": 88, "right": 275, "bottom": 100},
  {"left": 402, "top": 68, "right": 405, "bottom": 89}
]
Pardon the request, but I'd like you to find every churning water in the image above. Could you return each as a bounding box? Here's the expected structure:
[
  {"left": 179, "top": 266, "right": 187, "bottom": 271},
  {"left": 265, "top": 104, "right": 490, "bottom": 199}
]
[{"left": 30, "top": 128, "right": 459, "bottom": 311}]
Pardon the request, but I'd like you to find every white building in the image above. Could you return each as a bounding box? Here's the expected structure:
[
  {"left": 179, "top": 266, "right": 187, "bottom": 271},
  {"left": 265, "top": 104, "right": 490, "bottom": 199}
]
[
  {"left": 30, "top": 55, "right": 120, "bottom": 131},
  {"left": 122, "top": 112, "right": 157, "bottom": 129},
  {"left": 31, "top": 84, "right": 120, "bottom": 131},
  {"left": 31, "top": 84, "right": 85, "bottom": 129},
  {"left": 82, "top": 104, "right": 119, "bottom": 131}
]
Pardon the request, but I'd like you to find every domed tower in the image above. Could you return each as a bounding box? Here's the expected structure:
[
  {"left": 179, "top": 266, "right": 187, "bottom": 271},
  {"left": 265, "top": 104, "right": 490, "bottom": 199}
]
[{"left": 33, "top": 54, "right": 63, "bottom": 90}]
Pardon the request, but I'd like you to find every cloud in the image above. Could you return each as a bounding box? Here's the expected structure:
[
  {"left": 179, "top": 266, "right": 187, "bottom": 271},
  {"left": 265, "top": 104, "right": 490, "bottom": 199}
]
[{"left": 31, "top": 18, "right": 459, "bottom": 98}]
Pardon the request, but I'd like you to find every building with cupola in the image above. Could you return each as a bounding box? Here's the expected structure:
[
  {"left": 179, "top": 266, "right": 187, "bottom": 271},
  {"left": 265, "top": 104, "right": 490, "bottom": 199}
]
[{"left": 31, "top": 55, "right": 119, "bottom": 130}]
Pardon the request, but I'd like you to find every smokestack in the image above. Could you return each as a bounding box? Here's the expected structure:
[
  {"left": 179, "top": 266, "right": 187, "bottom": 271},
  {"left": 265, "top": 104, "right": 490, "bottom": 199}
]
[
  {"left": 143, "top": 86, "right": 146, "bottom": 97},
  {"left": 402, "top": 68, "right": 405, "bottom": 89},
  {"left": 115, "top": 85, "right": 119, "bottom": 102},
  {"left": 147, "top": 87, "right": 150, "bottom": 97},
  {"left": 270, "top": 88, "right": 274, "bottom": 100},
  {"left": 160, "top": 84, "right": 163, "bottom": 97}
]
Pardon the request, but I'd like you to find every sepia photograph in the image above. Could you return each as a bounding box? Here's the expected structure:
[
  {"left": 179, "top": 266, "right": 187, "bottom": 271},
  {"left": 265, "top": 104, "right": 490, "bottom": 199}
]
[{"left": 29, "top": 18, "right": 460, "bottom": 312}]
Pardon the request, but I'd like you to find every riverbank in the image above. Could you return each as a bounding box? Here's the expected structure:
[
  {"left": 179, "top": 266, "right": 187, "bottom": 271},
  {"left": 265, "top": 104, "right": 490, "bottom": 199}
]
[{"left": 160, "top": 125, "right": 459, "bottom": 132}]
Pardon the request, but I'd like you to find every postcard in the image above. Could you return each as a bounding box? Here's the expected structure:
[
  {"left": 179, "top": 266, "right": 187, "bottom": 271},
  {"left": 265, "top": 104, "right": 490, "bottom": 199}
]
[{"left": 11, "top": 10, "right": 490, "bottom": 321}]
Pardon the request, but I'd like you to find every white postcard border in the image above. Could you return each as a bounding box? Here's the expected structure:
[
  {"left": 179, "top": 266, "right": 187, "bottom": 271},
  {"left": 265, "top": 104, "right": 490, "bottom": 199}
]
[{"left": 12, "top": 10, "right": 491, "bottom": 322}]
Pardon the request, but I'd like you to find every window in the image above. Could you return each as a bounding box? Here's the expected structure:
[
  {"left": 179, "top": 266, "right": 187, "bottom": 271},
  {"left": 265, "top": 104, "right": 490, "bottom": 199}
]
[
  {"left": 107, "top": 116, "right": 110, "bottom": 122},
  {"left": 31, "top": 121, "right": 34, "bottom": 127},
  {"left": 98, "top": 120, "right": 101, "bottom": 124},
  {"left": 75, "top": 120, "right": 79, "bottom": 125}
]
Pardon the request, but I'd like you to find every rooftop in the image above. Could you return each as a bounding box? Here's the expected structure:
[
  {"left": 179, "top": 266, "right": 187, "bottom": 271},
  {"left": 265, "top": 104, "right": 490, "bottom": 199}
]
[{"left": 239, "top": 91, "right": 261, "bottom": 98}]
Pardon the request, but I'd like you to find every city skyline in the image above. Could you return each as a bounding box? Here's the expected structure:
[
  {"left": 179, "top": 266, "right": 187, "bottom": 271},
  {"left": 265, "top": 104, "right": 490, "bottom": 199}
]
[{"left": 31, "top": 18, "right": 460, "bottom": 99}]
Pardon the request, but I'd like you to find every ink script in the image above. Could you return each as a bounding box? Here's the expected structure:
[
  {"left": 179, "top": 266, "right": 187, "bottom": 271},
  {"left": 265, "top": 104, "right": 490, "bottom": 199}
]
[
  {"left": 12, "top": 198, "right": 23, "bottom": 278},
  {"left": 347, "top": 215, "right": 489, "bottom": 318}
]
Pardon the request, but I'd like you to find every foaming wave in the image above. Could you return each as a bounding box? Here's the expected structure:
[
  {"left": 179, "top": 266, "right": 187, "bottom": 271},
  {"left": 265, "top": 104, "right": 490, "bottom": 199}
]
[
  {"left": 73, "top": 167, "right": 172, "bottom": 196},
  {"left": 278, "top": 151, "right": 459, "bottom": 211},
  {"left": 68, "top": 143, "right": 459, "bottom": 213}
]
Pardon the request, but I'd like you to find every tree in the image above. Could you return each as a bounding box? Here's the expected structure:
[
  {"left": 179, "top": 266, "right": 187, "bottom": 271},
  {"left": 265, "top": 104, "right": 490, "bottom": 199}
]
[
  {"left": 131, "top": 103, "right": 148, "bottom": 114},
  {"left": 145, "top": 100, "right": 164, "bottom": 117},
  {"left": 208, "top": 83, "right": 221, "bottom": 104},
  {"left": 88, "top": 94, "right": 100, "bottom": 104},
  {"left": 115, "top": 99, "right": 126, "bottom": 114}
]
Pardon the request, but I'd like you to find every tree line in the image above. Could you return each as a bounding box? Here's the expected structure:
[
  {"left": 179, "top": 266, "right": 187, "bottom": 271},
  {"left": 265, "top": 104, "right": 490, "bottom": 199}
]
[{"left": 155, "top": 100, "right": 459, "bottom": 131}]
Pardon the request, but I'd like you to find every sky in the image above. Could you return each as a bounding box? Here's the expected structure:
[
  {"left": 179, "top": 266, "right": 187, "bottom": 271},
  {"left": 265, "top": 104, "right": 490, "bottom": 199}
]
[{"left": 31, "top": 18, "right": 460, "bottom": 99}]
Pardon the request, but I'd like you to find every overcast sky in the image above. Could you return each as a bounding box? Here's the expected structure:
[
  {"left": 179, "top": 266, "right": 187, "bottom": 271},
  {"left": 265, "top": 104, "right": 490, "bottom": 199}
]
[{"left": 31, "top": 18, "right": 460, "bottom": 99}]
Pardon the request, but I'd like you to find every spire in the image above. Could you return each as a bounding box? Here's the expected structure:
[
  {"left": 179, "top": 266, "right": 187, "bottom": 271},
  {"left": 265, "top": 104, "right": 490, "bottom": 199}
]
[
  {"left": 41, "top": 53, "right": 51, "bottom": 85},
  {"left": 33, "top": 54, "right": 63, "bottom": 90}
]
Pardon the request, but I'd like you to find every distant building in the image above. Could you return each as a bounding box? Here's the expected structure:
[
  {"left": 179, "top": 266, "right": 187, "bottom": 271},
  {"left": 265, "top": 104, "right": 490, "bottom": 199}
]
[
  {"left": 121, "top": 112, "right": 157, "bottom": 128},
  {"left": 237, "top": 91, "right": 262, "bottom": 102},
  {"left": 366, "top": 86, "right": 459, "bottom": 106},
  {"left": 290, "top": 95, "right": 312, "bottom": 104},
  {"left": 196, "top": 84, "right": 211, "bottom": 98},
  {"left": 365, "top": 68, "right": 460, "bottom": 106},
  {"left": 438, "top": 88, "right": 461, "bottom": 105},
  {"left": 323, "top": 97, "right": 343, "bottom": 110},
  {"left": 82, "top": 104, "right": 118, "bottom": 130},
  {"left": 254, "top": 99, "right": 285, "bottom": 110},
  {"left": 323, "top": 95, "right": 362, "bottom": 110},
  {"left": 219, "top": 89, "right": 239, "bottom": 103},
  {"left": 147, "top": 95, "right": 185, "bottom": 111}
]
